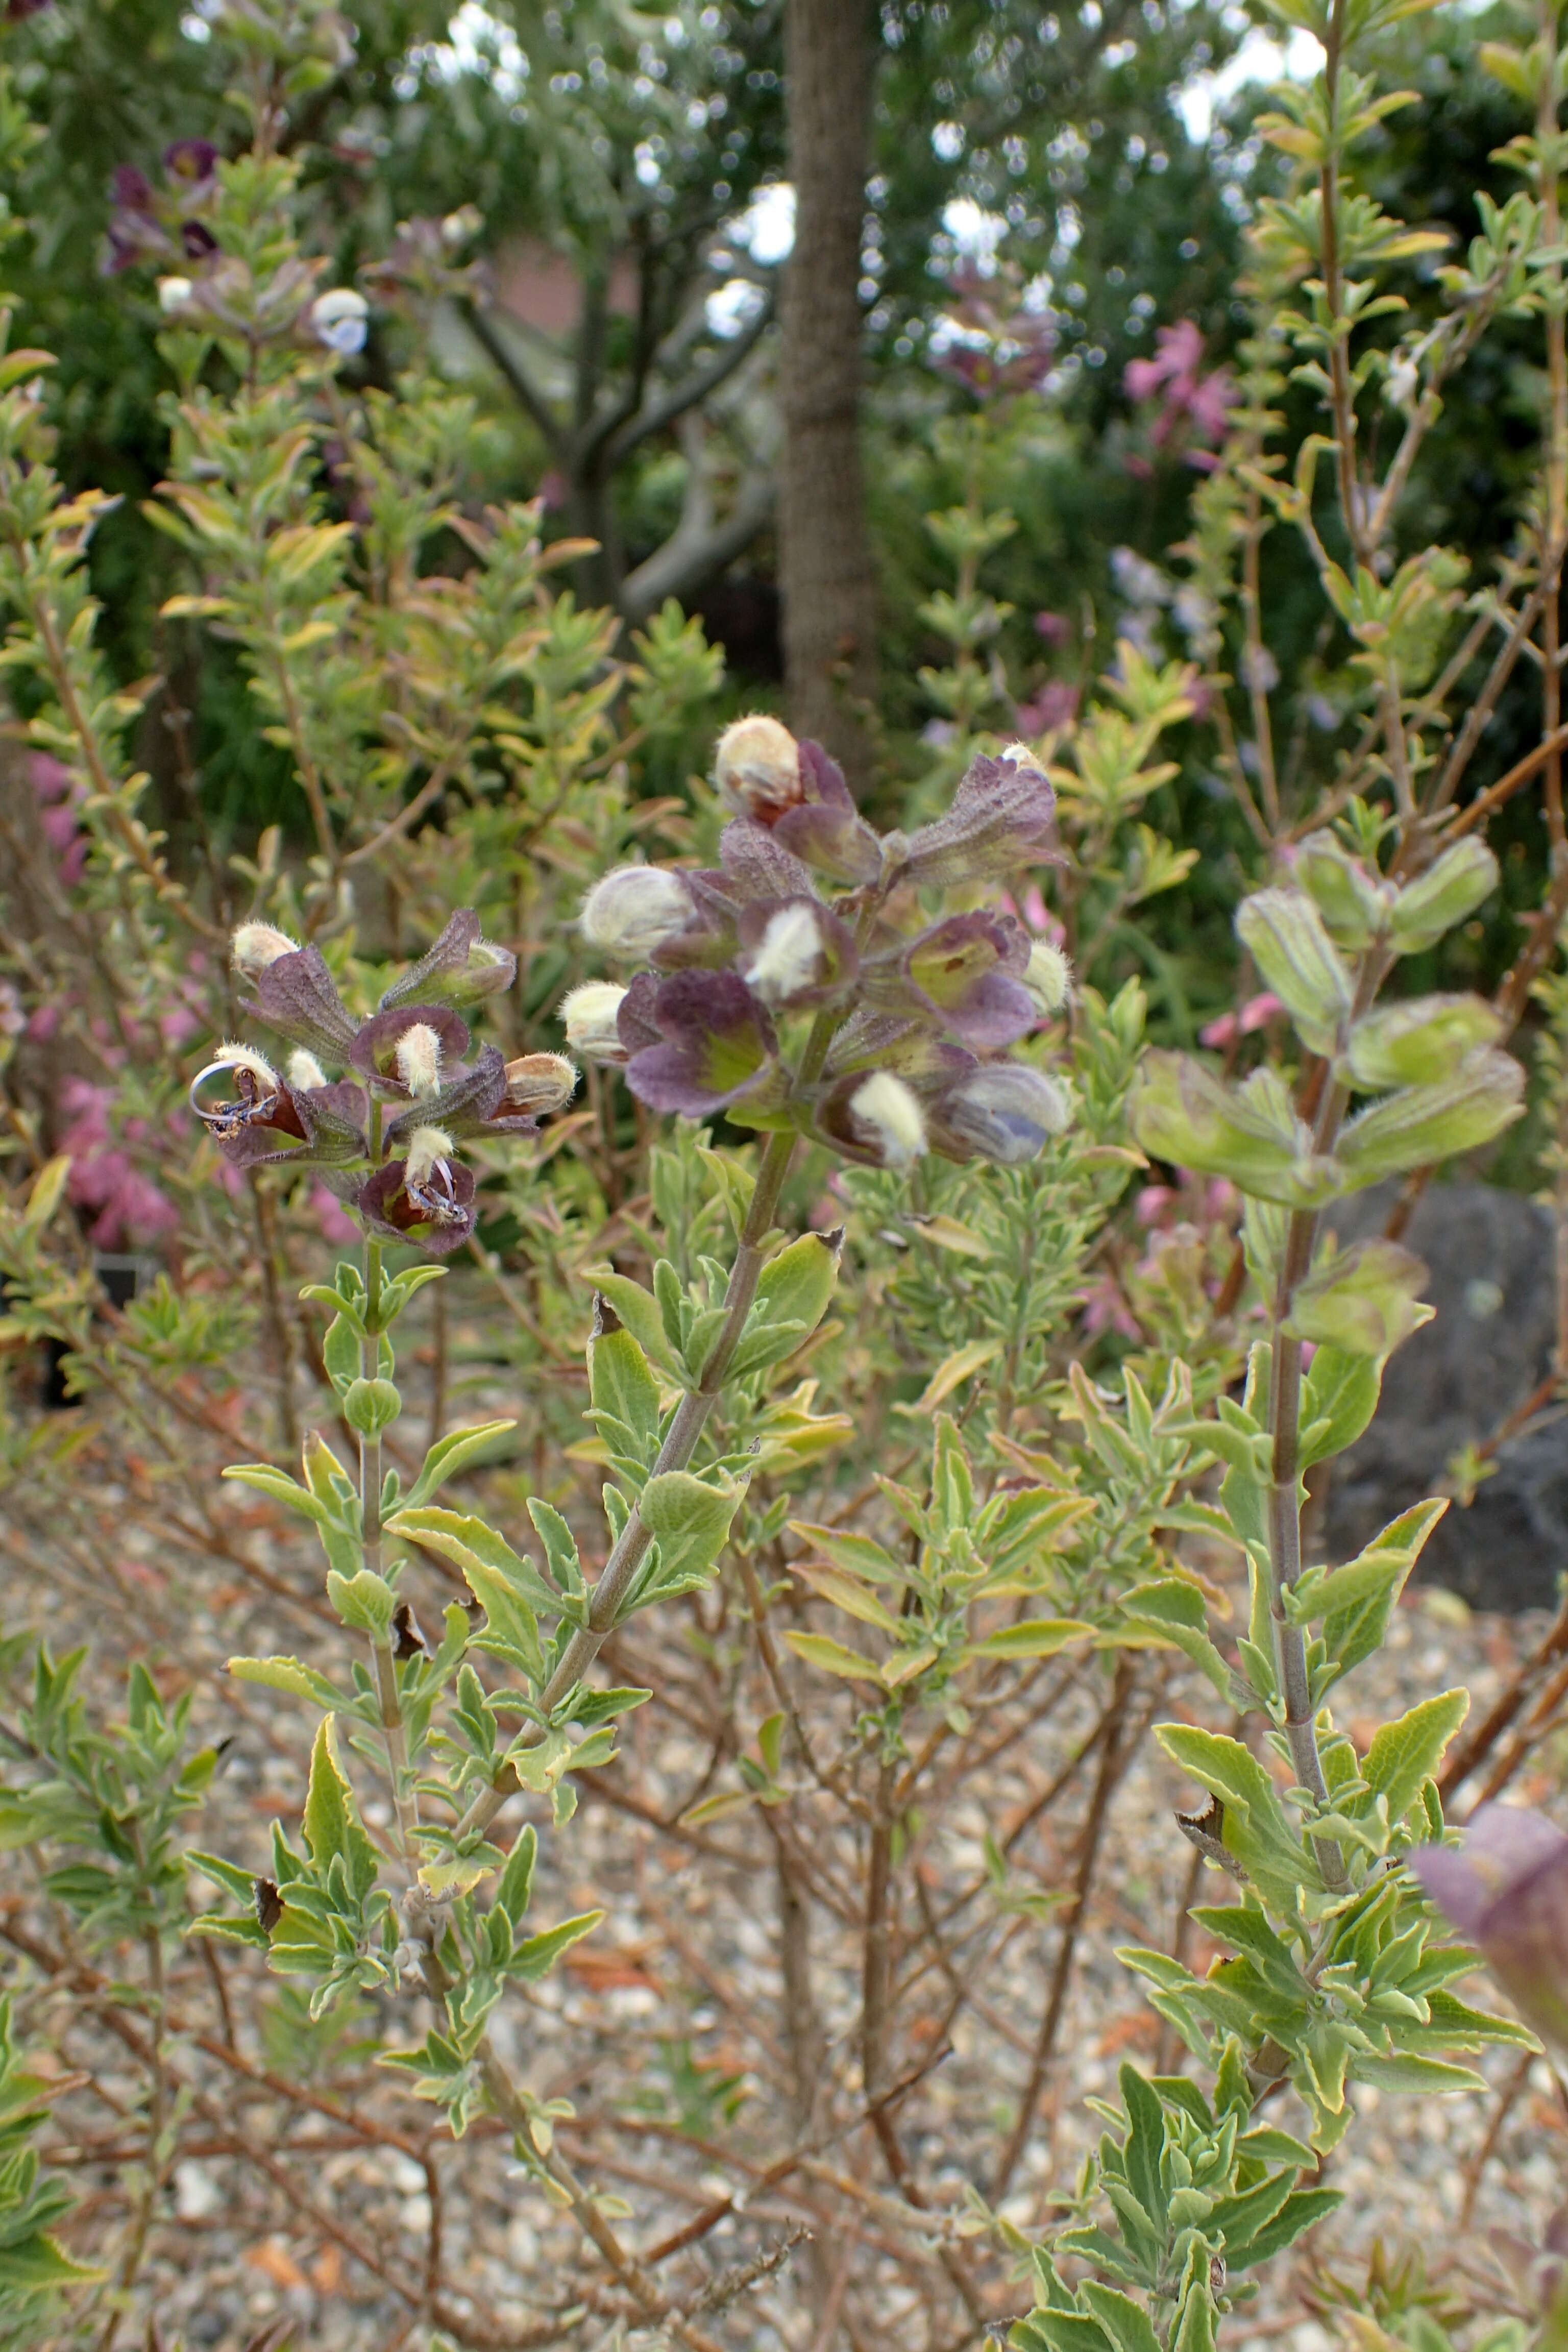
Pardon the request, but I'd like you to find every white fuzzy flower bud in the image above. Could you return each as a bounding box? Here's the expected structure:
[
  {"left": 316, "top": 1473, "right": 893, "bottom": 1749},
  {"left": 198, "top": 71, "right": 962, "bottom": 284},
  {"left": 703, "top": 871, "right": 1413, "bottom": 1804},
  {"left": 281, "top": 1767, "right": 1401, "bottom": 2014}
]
[
  {"left": 1025, "top": 941, "right": 1073, "bottom": 1016},
  {"left": 395, "top": 1023, "right": 443, "bottom": 1098},
  {"left": 714, "top": 714, "right": 803, "bottom": 823},
  {"left": 214, "top": 1041, "right": 282, "bottom": 1091},
  {"left": 405, "top": 1125, "right": 455, "bottom": 1187},
  {"left": 561, "top": 981, "right": 630, "bottom": 1063},
  {"left": 741, "top": 902, "right": 826, "bottom": 1006},
  {"left": 231, "top": 921, "right": 300, "bottom": 977},
  {"left": 849, "top": 1072, "right": 927, "bottom": 1169},
  {"left": 158, "top": 276, "right": 194, "bottom": 316},
  {"left": 580, "top": 866, "right": 694, "bottom": 960},
  {"left": 286, "top": 1048, "right": 327, "bottom": 1091},
  {"left": 503, "top": 1052, "right": 579, "bottom": 1113}
]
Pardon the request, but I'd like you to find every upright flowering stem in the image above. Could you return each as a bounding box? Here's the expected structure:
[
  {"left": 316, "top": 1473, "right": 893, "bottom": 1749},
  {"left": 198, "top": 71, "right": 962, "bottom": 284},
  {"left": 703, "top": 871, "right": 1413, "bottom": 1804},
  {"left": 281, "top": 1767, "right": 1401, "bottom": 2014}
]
[
  {"left": 453, "top": 1010, "right": 841, "bottom": 1848},
  {"left": 360, "top": 1222, "right": 419, "bottom": 1858}
]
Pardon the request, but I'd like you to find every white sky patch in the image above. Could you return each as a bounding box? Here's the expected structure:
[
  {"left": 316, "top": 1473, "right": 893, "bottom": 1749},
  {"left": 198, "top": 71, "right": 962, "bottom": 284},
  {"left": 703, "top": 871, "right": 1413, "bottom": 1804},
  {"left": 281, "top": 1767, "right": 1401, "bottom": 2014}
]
[
  {"left": 727, "top": 182, "right": 796, "bottom": 265},
  {"left": 943, "top": 197, "right": 1009, "bottom": 274},
  {"left": 424, "top": 0, "right": 527, "bottom": 101},
  {"left": 1177, "top": 24, "right": 1324, "bottom": 143},
  {"left": 706, "top": 278, "right": 767, "bottom": 338}
]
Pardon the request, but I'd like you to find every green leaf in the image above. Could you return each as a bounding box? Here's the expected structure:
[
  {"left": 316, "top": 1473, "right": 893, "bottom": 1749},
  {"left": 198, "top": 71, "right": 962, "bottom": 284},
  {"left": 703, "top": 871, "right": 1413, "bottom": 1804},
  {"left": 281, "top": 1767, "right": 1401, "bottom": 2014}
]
[
  {"left": 633, "top": 1469, "right": 744, "bottom": 1603},
  {"left": 326, "top": 1569, "right": 397, "bottom": 1637},
  {"left": 1236, "top": 888, "right": 1353, "bottom": 1056},
  {"left": 965, "top": 1618, "right": 1094, "bottom": 1661},
  {"left": 1361, "top": 1689, "right": 1469, "bottom": 1821},
  {"left": 1079, "top": 2285, "right": 1163, "bottom": 2352},
  {"left": 783, "top": 1631, "right": 886, "bottom": 1684},
  {"left": 1298, "top": 1345, "right": 1382, "bottom": 1468},
  {"left": 1156, "top": 1725, "right": 1319, "bottom": 1907},
  {"left": 227, "top": 1655, "right": 350, "bottom": 1712},
  {"left": 495, "top": 1824, "right": 537, "bottom": 1925},
  {"left": 0, "top": 2233, "right": 104, "bottom": 2289},
  {"left": 390, "top": 1510, "right": 549, "bottom": 1682},
  {"left": 1117, "top": 1580, "right": 1233, "bottom": 1700},
  {"left": 787, "top": 1521, "right": 903, "bottom": 1583},
  {"left": 510, "top": 1908, "right": 604, "bottom": 1982},
  {"left": 1227, "top": 2186, "right": 1342, "bottom": 2270},
  {"left": 1342, "top": 994, "right": 1505, "bottom": 1089},
  {"left": 753, "top": 1227, "right": 841, "bottom": 1325},
  {"left": 589, "top": 1313, "right": 663, "bottom": 1469},
  {"left": 585, "top": 1271, "right": 681, "bottom": 1372},
  {"left": 302, "top": 1719, "right": 379, "bottom": 1902},
  {"left": 401, "top": 1420, "right": 517, "bottom": 1510},
  {"left": 527, "top": 1500, "right": 586, "bottom": 1603},
  {"left": 1283, "top": 1240, "right": 1432, "bottom": 1359}
]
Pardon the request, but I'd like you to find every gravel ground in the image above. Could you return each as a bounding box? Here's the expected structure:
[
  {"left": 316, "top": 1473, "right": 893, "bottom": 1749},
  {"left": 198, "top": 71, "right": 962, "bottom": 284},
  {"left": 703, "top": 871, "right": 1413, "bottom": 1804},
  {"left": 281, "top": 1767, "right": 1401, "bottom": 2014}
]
[{"left": 5, "top": 1396, "right": 1564, "bottom": 2352}]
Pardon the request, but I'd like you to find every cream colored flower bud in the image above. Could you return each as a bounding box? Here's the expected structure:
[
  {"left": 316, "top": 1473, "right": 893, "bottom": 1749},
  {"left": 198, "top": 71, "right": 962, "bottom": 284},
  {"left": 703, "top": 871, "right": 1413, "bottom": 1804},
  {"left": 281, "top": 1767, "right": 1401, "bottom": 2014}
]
[
  {"left": 231, "top": 922, "right": 300, "bottom": 977},
  {"left": 395, "top": 1022, "right": 443, "bottom": 1098},
  {"left": 741, "top": 902, "right": 825, "bottom": 1006},
  {"left": 503, "top": 1052, "right": 579, "bottom": 1114},
  {"left": 714, "top": 713, "right": 803, "bottom": 824},
  {"left": 287, "top": 1048, "right": 327, "bottom": 1091},
  {"left": 158, "top": 275, "right": 194, "bottom": 316},
  {"left": 849, "top": 1072, "right": 927, "bottom": 1169},
  {"left": 215, "top": 1040, "right": 282, "bottom": 1091},
  {"left": 560, "top": 981, "right": 629, "bottom": 1064},
  {"left": 405, "top": 1125, "right": 455, "bottom": 1187},
  {"left": 1025, "top": 941, "right": 1073, "bottom": 1016},
  {"left": 580, "top": 866, "right": 695, "bottom": 960}
]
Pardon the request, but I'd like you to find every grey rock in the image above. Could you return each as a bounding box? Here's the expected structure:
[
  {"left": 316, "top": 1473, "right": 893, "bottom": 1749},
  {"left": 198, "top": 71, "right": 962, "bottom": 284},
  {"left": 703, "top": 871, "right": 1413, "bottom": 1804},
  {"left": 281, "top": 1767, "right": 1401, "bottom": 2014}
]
[{"left": 1320, "top": 1183, "right": 1568, "bottom": 1613}]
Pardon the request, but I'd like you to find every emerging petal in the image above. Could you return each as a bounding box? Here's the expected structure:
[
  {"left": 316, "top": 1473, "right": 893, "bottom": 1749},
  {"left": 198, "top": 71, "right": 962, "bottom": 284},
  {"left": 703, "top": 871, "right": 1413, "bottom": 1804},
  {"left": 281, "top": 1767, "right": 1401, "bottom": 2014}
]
[
  {"left": 357, "top": 1154, "right": 478, "bottom": 1256},
  {"left": 930, "top": 1062, "right": 1072, "bottom": 1165}
]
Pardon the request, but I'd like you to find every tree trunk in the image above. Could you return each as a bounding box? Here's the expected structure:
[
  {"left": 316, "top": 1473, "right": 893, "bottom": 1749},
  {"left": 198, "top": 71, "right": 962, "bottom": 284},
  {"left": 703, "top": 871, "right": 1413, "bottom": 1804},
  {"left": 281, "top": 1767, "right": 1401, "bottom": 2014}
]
[{"left": 779, "top": 0, "right": 878, "bottom": 791}]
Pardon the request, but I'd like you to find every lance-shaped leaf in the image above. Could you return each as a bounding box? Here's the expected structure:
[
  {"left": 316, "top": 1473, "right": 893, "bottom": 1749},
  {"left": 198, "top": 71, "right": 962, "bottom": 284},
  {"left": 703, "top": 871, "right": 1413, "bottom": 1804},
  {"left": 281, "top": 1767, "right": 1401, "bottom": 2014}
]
[
  {"left": 1286, "top": 1498, "right": 1448, "bottom": 1684},
  {"left": 1128, "top": 1052, "right": 1342, "bottom": 1207},
  {"left": 1156, "top": 1724, "right": 1322, "bottom": 1910},
  {"left": 1283, "top": 1238, "right": 1432, "bottom": 1358},
  {"left": 892, "top": 748, "right": 1058, "bottom": 887},
  {"left": 1117, "top": 1579, "right": 1234, "bottom": 1700},
  {"left": 1294, "top": 829, "right": 1390, "bottom": 950},
  {"left": 1412, "top": 1802, "right": 1568, "bottom": 2052},
  {"left": 386, "top": 1507, "right": 556, "bottom": 1679},
  {"left": 1388, "top": 837, "right": 1499, "bottom": 955},
  {"left": 302, "top": 1718, "right": 380, "bottom": 1902},
  {"left": 377, "top": 908, "right": 517, "bottom": 1009},
  {"left": 400, "top": 1419, "right": 518, "bottom": 1511},
  {"left": 250, "top": 943, "right": 360, "bottom": 1058},
  {"left": 622, "top": 969, "right": 784, "bottom": 1120},
  {"left": 1235, "top": 888, "right": 1353, "bottom": 1056},
  {"left": 1342, "top": 994, "right": 1506, "bottom": 1091},
  {"left": 886, "top": 910, "right": 1039, "bottom": 1048},
  {"left": 1337, "top": 1046, "right": 1523, "bottom": 1184}
]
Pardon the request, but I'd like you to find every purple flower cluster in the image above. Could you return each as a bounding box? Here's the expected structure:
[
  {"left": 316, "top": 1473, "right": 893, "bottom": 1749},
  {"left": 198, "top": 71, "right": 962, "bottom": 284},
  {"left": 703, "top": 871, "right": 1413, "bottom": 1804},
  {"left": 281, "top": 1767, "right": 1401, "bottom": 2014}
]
[
  {"left": 560, "top": 719, "right": 1072, "bottom": 1172},
  {"left": 190, "top": 914, "right": 575, "bottom": 1257},
  {"left": 105, "top": 142, "right": 221, "bottom": 277}
]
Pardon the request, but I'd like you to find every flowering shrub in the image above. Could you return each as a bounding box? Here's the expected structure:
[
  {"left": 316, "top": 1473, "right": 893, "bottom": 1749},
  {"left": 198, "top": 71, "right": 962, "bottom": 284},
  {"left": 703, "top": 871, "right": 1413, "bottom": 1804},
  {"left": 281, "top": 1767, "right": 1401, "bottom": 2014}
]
[{"left": 6, "top": 0, "right": 1568, "bottom": 2345}]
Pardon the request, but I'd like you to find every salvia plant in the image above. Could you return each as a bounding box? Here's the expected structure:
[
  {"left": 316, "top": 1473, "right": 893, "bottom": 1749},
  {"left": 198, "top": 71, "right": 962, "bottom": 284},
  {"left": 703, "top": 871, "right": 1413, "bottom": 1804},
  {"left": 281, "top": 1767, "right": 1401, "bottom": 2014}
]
[{"left": 10, "top": 0, "right": 1568, "bottom": 2344}]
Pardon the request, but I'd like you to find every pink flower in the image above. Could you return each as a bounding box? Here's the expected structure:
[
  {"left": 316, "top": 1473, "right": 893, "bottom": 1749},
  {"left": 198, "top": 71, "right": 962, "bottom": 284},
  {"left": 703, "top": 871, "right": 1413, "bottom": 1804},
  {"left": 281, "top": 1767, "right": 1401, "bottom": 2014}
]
[
  {"left": 1081, "top": 1271, "right": 1141, "bottom": 1341},
  {"left": 1198, "top": 991, "right": 1284, "bottom": 1048},
  {"left": 1034, "top": 610, "right": 1070, "bottom": 646},
  {"left": 1136, "top": 1184, "right": 1175, "bottom": 1227},
  {"left": 1013, "top": 681, "right": 1080, "bottom": 736}
]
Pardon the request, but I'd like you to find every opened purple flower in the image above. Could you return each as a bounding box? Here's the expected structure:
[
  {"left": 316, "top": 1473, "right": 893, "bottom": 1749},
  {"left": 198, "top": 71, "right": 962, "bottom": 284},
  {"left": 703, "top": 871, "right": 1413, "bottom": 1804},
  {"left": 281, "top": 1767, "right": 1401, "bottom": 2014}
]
[
  {"left": 621, "top": 970, "right": 785, "bottom": 1121},
  {"left": 1412, "top": 1803, "right": 1568, "bottom": 2052}
]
